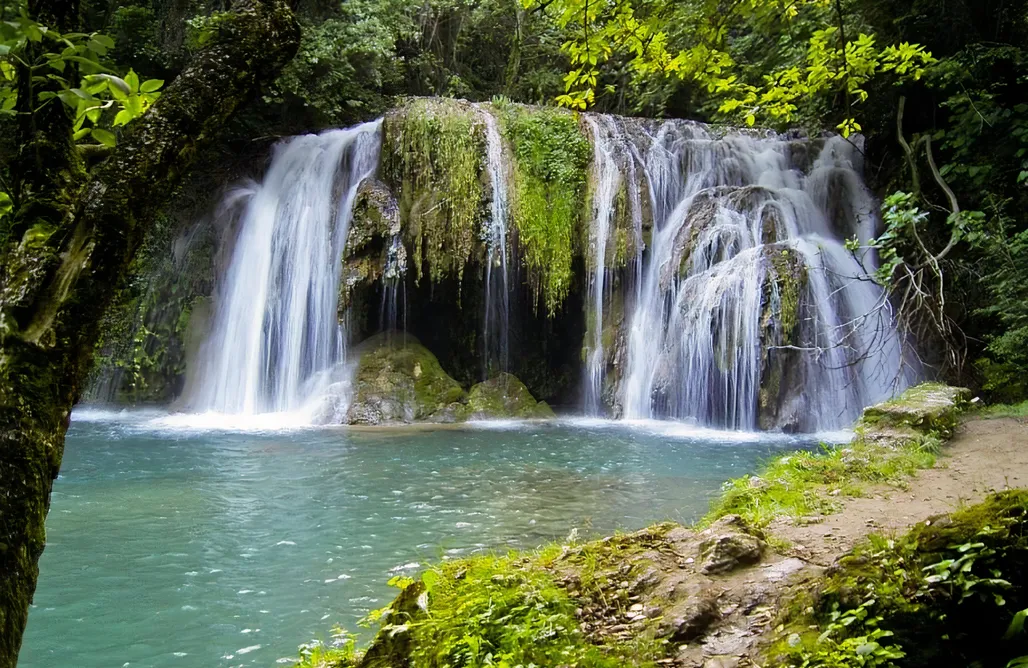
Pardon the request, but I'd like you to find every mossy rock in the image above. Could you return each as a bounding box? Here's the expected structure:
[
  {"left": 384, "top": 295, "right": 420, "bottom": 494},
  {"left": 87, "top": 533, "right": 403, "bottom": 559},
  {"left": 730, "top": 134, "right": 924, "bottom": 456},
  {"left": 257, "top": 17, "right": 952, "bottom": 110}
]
[
  {"left": 382, "top": 97, "right": 486, "bottom": 284},
  {"left": 467, "top": 372, "right": 555, "bottom": 420},
  {"left": 349, "top": 179, "right": 401, "bottom": 252},
  {"left": 857, "top": 382, "right": 972, "bottom": 442},
  {"left": 346, "top": 333, "right": 468, "bottom": 425},
  {"left": 757, "top": 245, "right": 808, "bottom": 431},
  {"left": 338, "top": 179, "right": 402, "bottom": 316}
]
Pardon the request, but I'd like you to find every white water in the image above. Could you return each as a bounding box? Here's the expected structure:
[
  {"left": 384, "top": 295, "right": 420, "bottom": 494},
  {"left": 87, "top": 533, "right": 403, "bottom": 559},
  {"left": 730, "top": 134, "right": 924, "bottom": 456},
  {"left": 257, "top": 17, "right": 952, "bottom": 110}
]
[
  {"left": 583, "top": 115, "right": 625, "bottom": 414},
  {"left": 606, "top": 124, "right": 906, "bottom": 431},
  {"left": 184, "top": 122, "right": 382, "bottom": 417},
  {"left": 174, "top": 113, "right": 900, "bottom": 433},
  {"left": 479, "top": 108, "right": 511, "bottom": 378}
]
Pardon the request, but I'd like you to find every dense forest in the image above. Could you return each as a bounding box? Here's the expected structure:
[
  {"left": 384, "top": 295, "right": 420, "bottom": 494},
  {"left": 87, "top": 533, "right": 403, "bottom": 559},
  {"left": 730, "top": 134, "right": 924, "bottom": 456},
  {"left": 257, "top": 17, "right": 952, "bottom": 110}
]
[{"left": 1, "top": 0, "right": 1028, "bottom": 665}]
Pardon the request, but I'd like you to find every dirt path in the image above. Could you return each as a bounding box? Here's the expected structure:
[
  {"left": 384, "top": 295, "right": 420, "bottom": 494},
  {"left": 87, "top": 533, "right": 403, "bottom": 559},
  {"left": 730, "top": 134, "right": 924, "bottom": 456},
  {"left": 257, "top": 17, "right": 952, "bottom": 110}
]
[
  {"left": 671, "top": 416, "right": 1028, "bottom": 667},
  {"left": 770, "top": 416, "right": 1028, "bottom": 566}
]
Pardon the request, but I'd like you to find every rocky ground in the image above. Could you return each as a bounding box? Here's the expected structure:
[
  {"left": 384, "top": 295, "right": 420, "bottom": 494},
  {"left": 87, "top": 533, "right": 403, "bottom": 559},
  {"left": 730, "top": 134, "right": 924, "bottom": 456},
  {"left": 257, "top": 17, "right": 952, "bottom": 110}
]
[{"left": 591, "top": 414, "right": 1028, "bottom": 668}]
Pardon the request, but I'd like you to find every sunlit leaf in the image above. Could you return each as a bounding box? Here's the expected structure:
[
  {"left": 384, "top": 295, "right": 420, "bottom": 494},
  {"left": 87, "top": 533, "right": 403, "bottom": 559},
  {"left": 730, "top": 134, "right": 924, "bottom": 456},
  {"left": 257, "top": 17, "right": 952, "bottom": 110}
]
[{"left": 89, "top": 128, "right": 116, "bottom": 147}]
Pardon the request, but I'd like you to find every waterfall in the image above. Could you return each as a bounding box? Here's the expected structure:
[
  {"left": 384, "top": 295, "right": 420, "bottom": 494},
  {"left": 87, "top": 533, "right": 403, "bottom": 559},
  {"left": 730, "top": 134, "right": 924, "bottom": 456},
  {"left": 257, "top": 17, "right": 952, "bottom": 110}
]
[
  {"left": 583, "top": 115, "right": 624, "bottom": 414},
  {"left": 479, "top": 107, "right": 511, "bottom": 379},
  {"left": 185, "top": 121, "right": 382, "bottom": 415},
  {"left": 172, "top": 101, "right": 901, "bottom": 432},
  {"left": 617, "top": 125, "right": 905, "bottom": 431}
]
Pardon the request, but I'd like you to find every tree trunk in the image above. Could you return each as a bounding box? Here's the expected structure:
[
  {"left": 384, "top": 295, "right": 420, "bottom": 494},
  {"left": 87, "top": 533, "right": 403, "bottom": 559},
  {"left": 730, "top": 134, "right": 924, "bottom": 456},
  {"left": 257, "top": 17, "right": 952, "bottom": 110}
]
[{"left": 0, "top": 1, "right": 299, "bottom": 664}]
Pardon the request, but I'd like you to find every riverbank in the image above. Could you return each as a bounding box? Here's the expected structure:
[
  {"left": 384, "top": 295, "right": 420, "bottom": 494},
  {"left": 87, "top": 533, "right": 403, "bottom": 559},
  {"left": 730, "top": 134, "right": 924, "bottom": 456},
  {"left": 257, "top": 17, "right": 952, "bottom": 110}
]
[{"left": 298, "top": 384, "right": 1028, "bottom": 667}]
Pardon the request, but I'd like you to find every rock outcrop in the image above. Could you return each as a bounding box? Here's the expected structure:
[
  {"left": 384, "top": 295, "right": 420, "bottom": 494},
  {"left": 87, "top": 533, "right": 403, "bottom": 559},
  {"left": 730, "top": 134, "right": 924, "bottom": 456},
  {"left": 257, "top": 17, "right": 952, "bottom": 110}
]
[
  {"left": 467, "top": 373, "right": 555, "bottom": 419},
  {"left": 857, "top": 382, "right": 972, "bottom": 445},
  {"left": 345, "top": 334, "right": 554, "bottom": 425},
  {"left": 345, "top": 333, "right": 468, "bottom": 425}
]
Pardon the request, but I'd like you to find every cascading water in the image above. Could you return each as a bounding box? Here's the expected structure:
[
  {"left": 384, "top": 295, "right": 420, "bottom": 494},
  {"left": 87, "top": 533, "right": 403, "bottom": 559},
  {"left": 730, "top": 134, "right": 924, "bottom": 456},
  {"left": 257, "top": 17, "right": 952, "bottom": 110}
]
[
  {"left": 582, "top": 115, "right": 625, "bottom": 414},
  {"left": 616, "top": 123, "right": 905, "bottom": 431},
  {"left": 479, "top": 107, "right": 511, "bottom": 379},
  {"left": 173, "top": 101, "right": 900, "bottom": 432},
  {"left": 185, "top": 121, "right": 382, "bottom": 416}
]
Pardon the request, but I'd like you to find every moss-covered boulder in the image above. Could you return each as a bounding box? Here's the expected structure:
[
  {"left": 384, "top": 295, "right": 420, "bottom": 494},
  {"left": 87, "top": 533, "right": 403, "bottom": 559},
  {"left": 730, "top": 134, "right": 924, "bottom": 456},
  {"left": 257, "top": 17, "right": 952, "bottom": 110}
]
[
  {"left": 467, "top": 372, "right": 555, "bottom": 420},
  {"left": 857, "top": 382, "right": 972, "bottom": 444},
  {"left": 345, "top": 333, "right": 468, "bottom": 425}
]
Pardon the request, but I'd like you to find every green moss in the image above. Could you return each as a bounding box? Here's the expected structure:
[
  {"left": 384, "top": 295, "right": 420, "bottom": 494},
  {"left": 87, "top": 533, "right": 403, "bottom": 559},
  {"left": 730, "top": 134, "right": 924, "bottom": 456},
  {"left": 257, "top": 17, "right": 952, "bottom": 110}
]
[
  {"left": 768, "top": 247, "right": 804, "bottom": 346},
  {"left": 348, "top": 333, "right": 467, "bottom": 423},
  {"left": 467, "top": 372, "right": 556, "bottom": 419},
  {"left": 769, "top": 491, "right": 1028, "bottom": 668},
  {"left": 707, "top": 383, "right": 969, "bottom": 530},
  {"left": 323, "top": 528, "right": 672, "bottom": 668},
  {"left": 857, "top": 382, "right": 971, "bottom": 440},
  {"left": 89, "top": 207, "right": 218, "bottom": 404},
  {"left": 496, "top": 103, "right": 592, "bottom": 315},
  {"left": 757, "top": 246, "right": 808, "bottom": 427},
  {"left": 383, "top": 98, "right": 484, "bottom": 285}
]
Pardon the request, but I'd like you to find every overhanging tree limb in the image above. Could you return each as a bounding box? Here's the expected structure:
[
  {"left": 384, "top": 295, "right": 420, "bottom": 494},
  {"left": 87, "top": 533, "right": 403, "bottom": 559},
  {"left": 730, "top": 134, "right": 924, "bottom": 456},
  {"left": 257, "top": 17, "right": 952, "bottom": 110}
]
[{"left": 0, "top": 1, "right": 299, "bottom": 664}]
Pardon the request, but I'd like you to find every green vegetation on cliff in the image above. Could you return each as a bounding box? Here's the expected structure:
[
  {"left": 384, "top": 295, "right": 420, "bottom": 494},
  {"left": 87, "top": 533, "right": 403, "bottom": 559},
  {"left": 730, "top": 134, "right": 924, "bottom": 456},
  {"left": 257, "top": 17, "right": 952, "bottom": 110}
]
[
  {"left": 383, "top": 98, "right": 484, "bottom": 284},
  {"left": 496, "top": 101, "right": 592, "bottom": 315}
]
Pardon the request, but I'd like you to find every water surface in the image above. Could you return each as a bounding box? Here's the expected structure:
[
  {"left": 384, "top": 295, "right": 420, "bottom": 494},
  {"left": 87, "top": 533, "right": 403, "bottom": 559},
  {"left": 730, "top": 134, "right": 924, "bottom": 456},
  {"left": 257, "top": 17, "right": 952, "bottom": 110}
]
[{"left": 23, "top": 412, "right": 832, "bottom": 667}]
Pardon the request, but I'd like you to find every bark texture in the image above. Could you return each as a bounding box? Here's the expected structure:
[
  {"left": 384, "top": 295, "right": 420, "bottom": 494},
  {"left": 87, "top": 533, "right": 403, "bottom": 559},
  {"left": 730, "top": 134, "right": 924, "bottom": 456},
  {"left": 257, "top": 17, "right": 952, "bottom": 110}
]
[{"left": 0, "top": 1, "right": 299, "bottom": 664}]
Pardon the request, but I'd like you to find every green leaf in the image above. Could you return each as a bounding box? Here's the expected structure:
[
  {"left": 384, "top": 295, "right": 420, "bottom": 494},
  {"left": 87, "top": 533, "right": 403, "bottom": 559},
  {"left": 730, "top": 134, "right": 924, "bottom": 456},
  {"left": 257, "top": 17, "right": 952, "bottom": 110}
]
[
  {"left": 86, "top": 38, "right": 108, "bottom": 55},
  {"left": 125, "top": 94, "right": 143, "bottom": 117},
  {"left": 86, "top": 73, "right": 129, "bottom": 96},
  {"left": 1004, "top": 608, "right": 1028, "bottom": 640},
  {"left": 91, "top": 34, "right": 114, "bottom": 49},
  {"left": 421, "top": 570, "right": 439, "bottom": 593},
  {"left": 89, "top": 128, "right": 116, "bottom": 147},
  {"left": 124, "top": 69, "right": 139, "bottom": 93},
  {"left": 72, "top": 127, "right": 90, "bottom": 141},
  {"left": 140, "top": 79, "right": 164, "bottom": 93},
  {"left": 113, "top": 108, "right": 133, "bottom": 126}
]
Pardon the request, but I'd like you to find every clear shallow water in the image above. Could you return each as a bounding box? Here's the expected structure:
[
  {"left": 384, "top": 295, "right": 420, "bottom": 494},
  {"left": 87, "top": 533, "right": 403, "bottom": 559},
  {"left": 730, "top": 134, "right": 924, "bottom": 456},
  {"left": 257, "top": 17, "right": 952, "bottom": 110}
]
[{"left": 23, "top": 411, "right": 835, "bottom": 668}]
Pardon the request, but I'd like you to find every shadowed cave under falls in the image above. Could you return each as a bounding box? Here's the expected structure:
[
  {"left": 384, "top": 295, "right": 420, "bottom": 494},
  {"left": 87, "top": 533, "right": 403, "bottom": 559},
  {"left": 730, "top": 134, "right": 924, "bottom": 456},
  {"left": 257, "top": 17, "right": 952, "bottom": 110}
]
[{"left": 168, "top": 101, "right": 907, "bottom": 433}]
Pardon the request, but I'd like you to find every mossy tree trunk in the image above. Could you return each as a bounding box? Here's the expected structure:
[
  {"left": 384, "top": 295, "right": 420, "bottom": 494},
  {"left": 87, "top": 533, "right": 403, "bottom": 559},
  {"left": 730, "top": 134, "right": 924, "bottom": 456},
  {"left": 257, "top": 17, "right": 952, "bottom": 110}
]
[{"left": 0, "top": 1, "right": 299, "bottom": 664}]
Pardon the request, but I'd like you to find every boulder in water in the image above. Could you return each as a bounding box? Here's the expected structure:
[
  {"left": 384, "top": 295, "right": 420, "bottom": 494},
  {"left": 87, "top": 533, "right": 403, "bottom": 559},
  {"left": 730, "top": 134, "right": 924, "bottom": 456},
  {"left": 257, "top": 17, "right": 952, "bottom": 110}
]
[
  {"left": 467, "top": 373, "right": 555, "bottom": 420},
  {"left": 346, "top": 333, "right": 468, "bottom": 425}
]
